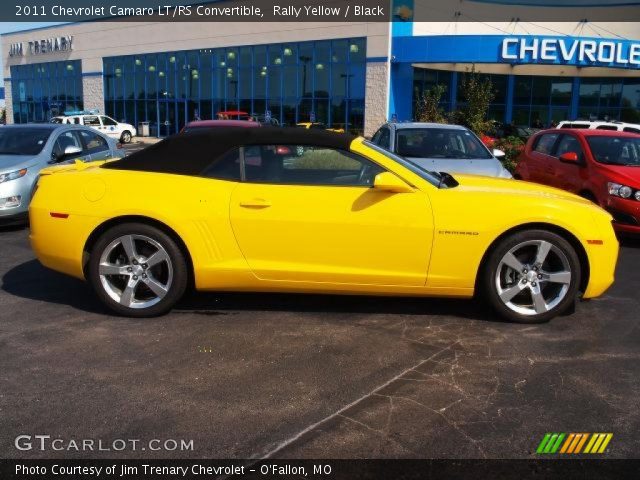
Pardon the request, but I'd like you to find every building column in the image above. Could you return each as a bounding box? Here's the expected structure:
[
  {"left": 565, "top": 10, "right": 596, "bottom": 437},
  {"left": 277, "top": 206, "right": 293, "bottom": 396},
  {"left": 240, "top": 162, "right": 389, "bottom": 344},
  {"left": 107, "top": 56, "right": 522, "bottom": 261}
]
[
  {"left": 505, "top": 75, "right": 515, "bottom": 124},
  {"left": 450, "top": 72, "right": 458, "bottom": 112},
  {"left": 364, "top": 60, "right": 390, "bottom": 137},
  {"left": 82, "top": 73, "right": 104, "bottom": 114},
  {"left": 570, "top": 77, "right": 581, "bottom": 121},
  {"left": 388, "top": 61, "right": 413, "bottom": 123},
  {"left": 4, "top": 80, "right": 13, "bottom": 124}
]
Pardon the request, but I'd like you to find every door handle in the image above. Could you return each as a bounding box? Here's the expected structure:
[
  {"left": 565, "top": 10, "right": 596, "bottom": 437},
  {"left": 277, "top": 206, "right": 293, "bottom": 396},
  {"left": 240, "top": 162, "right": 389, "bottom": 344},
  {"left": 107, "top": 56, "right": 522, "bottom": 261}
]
[{"left": 239, "top": 198, "right": 271, "bottom": 208}]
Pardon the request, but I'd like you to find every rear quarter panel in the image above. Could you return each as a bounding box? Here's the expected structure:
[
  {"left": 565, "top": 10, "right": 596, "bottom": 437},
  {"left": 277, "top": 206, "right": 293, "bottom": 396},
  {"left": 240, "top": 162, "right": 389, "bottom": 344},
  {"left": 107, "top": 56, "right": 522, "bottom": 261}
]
[{"left": 30, "top": 168, "right": 244, "bottom": 284}]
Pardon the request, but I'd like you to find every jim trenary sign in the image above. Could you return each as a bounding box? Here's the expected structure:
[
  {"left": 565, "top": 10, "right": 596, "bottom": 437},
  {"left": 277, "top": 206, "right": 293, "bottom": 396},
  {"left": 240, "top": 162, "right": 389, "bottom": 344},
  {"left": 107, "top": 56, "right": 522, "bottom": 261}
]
[
  {"left": 8, "top": 36, "right": 73, "bottom": 57},
  {"left": 501, "top": 37, "right": 640, "bottom": 68}
]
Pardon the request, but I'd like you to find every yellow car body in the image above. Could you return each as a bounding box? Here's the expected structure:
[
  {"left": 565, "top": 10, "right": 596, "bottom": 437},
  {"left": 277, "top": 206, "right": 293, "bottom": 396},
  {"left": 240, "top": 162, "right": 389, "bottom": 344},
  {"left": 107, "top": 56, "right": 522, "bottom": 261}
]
[
  {"left": 29, "top": 132, "right": 618, "bottom": 320},
  {"left": 296, "top": 122, "right": 345, "bottom": 134}
]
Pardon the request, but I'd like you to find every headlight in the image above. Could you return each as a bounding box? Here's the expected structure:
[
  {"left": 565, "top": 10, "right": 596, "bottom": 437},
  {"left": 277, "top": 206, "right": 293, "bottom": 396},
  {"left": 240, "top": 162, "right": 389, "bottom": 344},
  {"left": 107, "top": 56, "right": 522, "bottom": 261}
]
[
  {"left": 636, "top": 191, "right": 640, "bottom": 202},
  {"left": 608, "top": 182, "right": 635, "bottom": 199},
  {"left": 0, "top": 195, "right": 21, "bottom": 208},
  {"left": 0, "top": 168, "right": 27, "bottom": 184}
]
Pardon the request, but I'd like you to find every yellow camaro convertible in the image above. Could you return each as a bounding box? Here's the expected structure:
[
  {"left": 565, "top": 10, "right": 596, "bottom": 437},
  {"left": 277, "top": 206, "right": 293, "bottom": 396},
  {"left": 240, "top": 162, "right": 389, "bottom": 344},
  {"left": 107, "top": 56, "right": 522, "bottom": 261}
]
[{"left": 29, "top": 128, "right": 618, "bottom": 323}]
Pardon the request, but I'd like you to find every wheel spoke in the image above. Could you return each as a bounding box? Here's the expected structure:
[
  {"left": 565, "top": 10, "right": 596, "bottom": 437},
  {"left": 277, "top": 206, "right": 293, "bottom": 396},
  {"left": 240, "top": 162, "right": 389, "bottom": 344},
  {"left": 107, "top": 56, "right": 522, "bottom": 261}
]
[
  {"left": 501, "top": 252, "right": 525, "bottom": 272},
  {"left": 99, "top": 262, "right": 130, "bottom": 276},
  {"left": 120, "top": 278, "right": 139, "bottom": 306},
  {"left": 143, "top": 275, "right": 168, "bottom": 298},
  {"left": 545, "top": 271, "right": 571, "bottom": 285},
  {"left": 534, "top": 240, "right": 552, "bottom": 266},
  {"left": 145, "top": 250, "right": 169, "bottom": 268},
  {"left": 120, "top": 235, "right": 138, "bottom": 260},
  {"left": 530, "top": 284, "right": 549, "bottom": 314},
  {"left": 500, "top": 282, "right": 526, "bottom": 303}
]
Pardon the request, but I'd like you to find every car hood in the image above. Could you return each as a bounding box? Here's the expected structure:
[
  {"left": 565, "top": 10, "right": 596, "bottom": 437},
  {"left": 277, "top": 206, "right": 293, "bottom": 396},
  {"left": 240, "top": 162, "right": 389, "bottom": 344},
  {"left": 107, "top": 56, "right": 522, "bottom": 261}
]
[
  {"left": 0, "top": 154, "right": 41, "bottom": 172},
  {"left": 406, "top": 157, "right": 511, "bottom": 178},
  {"left": 451, "top": 174, "right": 594, "bottom": 205},
  {"left": 597, "top": 164, "right": 640, "bottom": 187}
]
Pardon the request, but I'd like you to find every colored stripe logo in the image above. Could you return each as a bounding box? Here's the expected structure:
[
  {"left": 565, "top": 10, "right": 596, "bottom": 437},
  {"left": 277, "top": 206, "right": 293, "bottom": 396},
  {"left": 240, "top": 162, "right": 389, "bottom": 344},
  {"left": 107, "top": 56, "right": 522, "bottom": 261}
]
[{"left": 536, "top": 433, "right": 613, "bottom": 454}]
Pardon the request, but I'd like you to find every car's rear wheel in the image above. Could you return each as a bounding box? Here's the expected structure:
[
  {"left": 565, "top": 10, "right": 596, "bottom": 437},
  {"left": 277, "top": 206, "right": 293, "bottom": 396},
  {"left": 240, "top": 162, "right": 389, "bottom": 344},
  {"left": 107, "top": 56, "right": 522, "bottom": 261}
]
[
  {"left": 481, "top": 229, "right": 581, "bottom": 323},
  {"left": 88, "top": 223, "right": 188, "bottom": 317},
  {"left": 120, "top": 131, "right": 132, "bottom": 143}
]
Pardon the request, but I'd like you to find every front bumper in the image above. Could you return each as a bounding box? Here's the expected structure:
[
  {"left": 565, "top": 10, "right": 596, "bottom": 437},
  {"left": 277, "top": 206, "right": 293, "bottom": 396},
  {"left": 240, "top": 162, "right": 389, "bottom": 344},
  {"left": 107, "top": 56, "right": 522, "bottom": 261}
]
[
  {"left": 582, "top": 218, "right": 620, "bottom": 299},
  {"left": 605, "top": 196, "right": 640, "bottom": 235},
  {"left": 0, "top": 211, "right": 28, "bottom": 226}
]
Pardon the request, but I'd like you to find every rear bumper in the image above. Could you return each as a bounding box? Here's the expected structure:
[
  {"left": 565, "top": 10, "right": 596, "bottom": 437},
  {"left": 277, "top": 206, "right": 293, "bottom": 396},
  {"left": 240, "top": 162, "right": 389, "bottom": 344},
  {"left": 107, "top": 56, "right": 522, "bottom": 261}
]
[{"left": 29, "top": 207, "right": 102, "bottom": 280}]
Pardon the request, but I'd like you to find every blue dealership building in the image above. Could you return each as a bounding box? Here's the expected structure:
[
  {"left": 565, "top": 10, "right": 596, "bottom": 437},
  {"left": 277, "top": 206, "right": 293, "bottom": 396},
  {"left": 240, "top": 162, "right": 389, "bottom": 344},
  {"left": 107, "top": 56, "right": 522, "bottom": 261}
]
[{"left": 2, "top": 0, "right": 639, "bottom": 136}]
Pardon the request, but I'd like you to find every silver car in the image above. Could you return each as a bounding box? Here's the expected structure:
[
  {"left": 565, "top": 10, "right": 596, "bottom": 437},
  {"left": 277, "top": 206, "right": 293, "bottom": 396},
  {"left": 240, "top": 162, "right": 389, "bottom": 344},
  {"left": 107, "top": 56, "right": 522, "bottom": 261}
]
[
  {"left": 0, "top": 124, "right": 124, "bottom": 226},
  {"left": 371, "top": 122, "right": 512, "bottom": 178}
]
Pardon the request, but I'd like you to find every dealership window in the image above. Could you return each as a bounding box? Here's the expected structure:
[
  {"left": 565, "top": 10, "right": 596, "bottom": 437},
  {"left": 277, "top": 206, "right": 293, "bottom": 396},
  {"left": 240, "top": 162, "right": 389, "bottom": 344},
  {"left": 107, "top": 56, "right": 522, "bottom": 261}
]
[
  {"left": 10, "top": 60, "right": 83, "bottom": 124},
  {"left": 412, "top": 69, "right": 452, "bottom": 114},
  {"left": 578, "top": 78, "right": 638, "bottom": 123},
  {"left": 103, "top": 38, "right": 366, "bottom": 136},
  {"left": 512, "top": 76, "right": 573, "bottom": 128}
]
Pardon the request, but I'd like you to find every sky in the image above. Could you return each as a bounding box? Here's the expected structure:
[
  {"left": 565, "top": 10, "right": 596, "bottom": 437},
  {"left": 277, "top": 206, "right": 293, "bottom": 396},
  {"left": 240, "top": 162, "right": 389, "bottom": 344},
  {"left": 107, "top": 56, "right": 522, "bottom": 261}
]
[{"left": 0, "top": 22, "right": 64, "bottom": 74}]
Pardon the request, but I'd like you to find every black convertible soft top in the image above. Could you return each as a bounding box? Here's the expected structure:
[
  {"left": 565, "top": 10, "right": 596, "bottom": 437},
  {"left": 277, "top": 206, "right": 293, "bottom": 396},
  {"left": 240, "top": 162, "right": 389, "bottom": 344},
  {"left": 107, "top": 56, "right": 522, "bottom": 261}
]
[{"left": 103, "top": 127, "right": 357, "bottom": 176}]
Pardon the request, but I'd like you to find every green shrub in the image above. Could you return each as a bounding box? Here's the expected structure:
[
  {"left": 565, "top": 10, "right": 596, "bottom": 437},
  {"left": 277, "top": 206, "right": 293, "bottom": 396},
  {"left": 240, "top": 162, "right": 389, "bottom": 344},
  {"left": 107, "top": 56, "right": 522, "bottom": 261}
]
[{"left": 493, "top": 136, "right": 525, "bottom": 173}]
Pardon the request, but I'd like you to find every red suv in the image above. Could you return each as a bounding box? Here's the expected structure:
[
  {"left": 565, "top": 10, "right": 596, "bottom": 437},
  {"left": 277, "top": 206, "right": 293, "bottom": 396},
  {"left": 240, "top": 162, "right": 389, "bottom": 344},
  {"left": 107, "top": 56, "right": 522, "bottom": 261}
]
[{"left": 515, "top": 129, "right": 640, "bottom": 235}]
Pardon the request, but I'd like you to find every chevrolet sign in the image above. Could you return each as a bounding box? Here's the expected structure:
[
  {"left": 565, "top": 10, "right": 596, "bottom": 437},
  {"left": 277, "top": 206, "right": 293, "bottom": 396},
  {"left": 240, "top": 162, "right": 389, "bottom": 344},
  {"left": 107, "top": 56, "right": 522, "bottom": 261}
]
[{"left": 501, "top": 37, "right": 640, "bottom": 67}]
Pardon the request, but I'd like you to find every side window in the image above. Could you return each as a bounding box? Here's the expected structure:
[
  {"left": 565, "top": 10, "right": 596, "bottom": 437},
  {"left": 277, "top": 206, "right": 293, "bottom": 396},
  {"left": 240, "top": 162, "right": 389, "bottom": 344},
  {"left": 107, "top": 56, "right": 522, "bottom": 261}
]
[
  {"left": 78, "top": 130, "right": 109, "bottom": 154},
  {"left": 101, "top": 116, "right": 119, "bottom": 126},
  {"left": 52, "top": 131, "right": 83, "bottom": 162},
  {"left": 371, "top": 129, "right": 383, "bottom": 144},
  {"left": 623, "top": 127, "right": 640, "bottom": 134},
  {"left": 533, "top": 133, "right": 559, "bottom": 155},
  {"left": 243, "top": 145, "right": 385, "bottom": 187},
  {"left": 596, "top": 125, "right": 619, "bottom": 131},
  {"left": 378, "top": 128, "right": 390, "bottom": 150},
  {"left": 84, "top": 116, "right": 101, "bottom": 127},
  {"left": 200, "top": 148, "right": 241, "bottom": 181},
  {"left": 555, "top": 135, "right": 584, "bottom": 161}
]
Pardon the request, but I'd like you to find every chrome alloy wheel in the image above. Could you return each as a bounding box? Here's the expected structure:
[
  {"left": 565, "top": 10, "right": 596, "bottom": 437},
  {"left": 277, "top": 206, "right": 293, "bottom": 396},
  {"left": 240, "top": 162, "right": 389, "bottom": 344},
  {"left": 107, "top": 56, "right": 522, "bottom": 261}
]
[
  {"left": 495, "top": 240, "right": 572, "bottom": 317},
  {"left": 98, "top": 234, "right": 173, "bottom": 309}
]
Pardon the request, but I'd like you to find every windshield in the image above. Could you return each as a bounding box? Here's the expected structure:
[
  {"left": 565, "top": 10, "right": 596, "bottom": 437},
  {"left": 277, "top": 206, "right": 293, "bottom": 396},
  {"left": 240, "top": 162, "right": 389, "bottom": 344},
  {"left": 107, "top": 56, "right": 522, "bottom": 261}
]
[
  {"left": 0, "top": 128, "right": 52, "bottom": 156},
  {"left": 396, "top": 128, "right": 493, "bottom": 160},
  {"left": 587, "top": 136, "right": 640, "bottom": 167},
  {"left": 364, "top": 140, "right": 450, "bottom": 188}
]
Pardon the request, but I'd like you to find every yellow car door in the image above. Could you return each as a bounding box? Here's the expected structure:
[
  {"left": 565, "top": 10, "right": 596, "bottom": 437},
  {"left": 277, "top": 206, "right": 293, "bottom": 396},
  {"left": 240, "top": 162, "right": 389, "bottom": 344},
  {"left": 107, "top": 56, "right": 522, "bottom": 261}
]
[{"left": 229, "top": 145, "right": 434, "bottom": 286}]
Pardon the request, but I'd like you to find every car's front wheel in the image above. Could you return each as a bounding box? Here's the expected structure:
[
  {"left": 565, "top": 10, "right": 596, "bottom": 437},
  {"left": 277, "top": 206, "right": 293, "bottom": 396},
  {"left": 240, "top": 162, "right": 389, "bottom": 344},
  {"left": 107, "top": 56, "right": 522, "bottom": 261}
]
[
  {"left": 88, "top": 223, "right": 188, "bottom": 317},
  {"left": 120, "top": 131, "right": 132, "bottom": 143},
  {"left": 481, "top": 229, "right": 581, "bottom": 323}
]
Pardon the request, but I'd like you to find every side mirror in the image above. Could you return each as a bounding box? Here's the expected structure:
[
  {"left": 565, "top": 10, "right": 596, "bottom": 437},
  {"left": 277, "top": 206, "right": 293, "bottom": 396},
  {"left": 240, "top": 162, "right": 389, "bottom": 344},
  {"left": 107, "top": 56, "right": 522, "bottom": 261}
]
[
  {"left": 373, "top": 172, "right": 414, "bottom": 193},
  {"left": 559, "top": 152, "right": 580, "bottom": 164},
  {"left": 493, "top": 149, "right": 506, "bottom": 159},
  {"left": 54, "top": 145, "right": 82, "bottom": 163}
]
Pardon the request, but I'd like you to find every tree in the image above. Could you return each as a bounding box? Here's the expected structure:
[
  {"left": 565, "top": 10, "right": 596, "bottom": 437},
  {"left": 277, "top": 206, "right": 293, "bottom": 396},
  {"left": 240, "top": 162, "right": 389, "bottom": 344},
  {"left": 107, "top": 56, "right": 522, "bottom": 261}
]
[
  {"left": 455, "top": 66, "right": 495, "bottom": 136},
  {"left": 415, "top": 84, "right": 447, "bottom": 124}
]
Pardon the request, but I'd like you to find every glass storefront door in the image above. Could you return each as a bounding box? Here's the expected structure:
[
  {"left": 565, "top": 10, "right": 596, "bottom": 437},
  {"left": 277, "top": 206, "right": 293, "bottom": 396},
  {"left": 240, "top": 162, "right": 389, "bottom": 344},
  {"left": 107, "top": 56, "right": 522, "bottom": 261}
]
[{"left": 157, "top": 99, "right": 185, "bottom": 136}]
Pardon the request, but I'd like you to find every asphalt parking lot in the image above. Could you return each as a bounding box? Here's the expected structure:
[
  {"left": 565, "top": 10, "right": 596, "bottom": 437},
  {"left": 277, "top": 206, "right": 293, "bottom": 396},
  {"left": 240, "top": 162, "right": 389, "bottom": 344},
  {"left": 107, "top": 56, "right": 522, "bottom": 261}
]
[{"left": 0, "top": 223, "right": 638, "bottom": 460}]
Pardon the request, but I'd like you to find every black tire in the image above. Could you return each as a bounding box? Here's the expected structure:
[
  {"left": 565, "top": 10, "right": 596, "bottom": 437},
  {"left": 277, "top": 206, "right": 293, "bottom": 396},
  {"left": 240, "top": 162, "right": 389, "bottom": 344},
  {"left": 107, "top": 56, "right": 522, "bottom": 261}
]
[
  {"left": 120, "top": 131, "right": 132, "bottom": 143},
  {"left": 481, "top": 229, "right": 581, "bottom": 324},
  {"left": 88, "top": 223, "right": 188, "bottom": 317}
]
